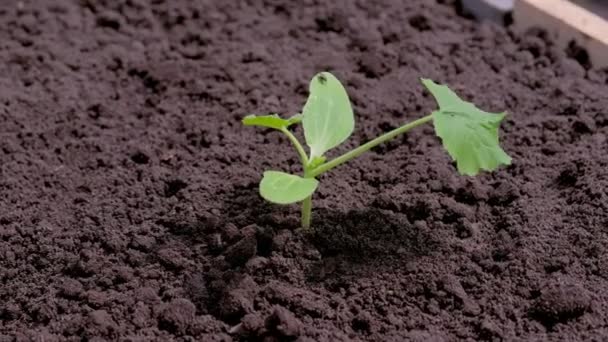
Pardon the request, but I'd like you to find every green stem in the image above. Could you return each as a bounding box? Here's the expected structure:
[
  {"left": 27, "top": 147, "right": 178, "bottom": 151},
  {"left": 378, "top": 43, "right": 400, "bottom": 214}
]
[
  {"left": 301, "top": 194, "right": 312, "bottom": 229},
  {"left": 300, "top": 164, "right": 314, "bottom": 230},
  {"left": 279, "top": 127, "right": 314, "bottom": 229},
  {"left": 309, "top": 114, "right": 433, "bottom": 177},
  {"left": 282, "top": 128, "right": 309, "bottom": 166}
]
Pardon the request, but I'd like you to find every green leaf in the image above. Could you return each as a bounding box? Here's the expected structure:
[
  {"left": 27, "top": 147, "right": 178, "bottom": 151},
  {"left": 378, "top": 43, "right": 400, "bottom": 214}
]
[
  {"left": 309, "top": 156, "right": 327, "bottom": 169},
  {"left": 243, "top": 113, "right": 301, "bottom": 130},
  {"left": 302, "top": 72, "right": 354, "bottom": 158},
  {"left": 259, "top": 171, "right": 319, "bottom": 204},
  {"left": 422, "top": 78, "right": 512, "bottom": 176}
]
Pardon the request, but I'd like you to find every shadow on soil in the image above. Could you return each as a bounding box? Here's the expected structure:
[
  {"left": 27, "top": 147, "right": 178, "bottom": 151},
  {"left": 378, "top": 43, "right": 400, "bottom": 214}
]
[
  {"left": 221, "top": 185, "right": 302, "bottom": 229},
  {"left": 221, "top": 187, "right": 439, "bottom": 259},
  {"left": 157, "top": 187, "right": 441, "bottom": 320},
  {"left": 214, "top": 187, "right": 440, "bottom": 277},
  {"left": 305, "top": 207, "right": 439, "bottom": 282}
]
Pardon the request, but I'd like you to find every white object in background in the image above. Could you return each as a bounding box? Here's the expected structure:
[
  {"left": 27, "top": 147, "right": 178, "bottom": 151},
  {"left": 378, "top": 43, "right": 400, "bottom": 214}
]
[
  {"left": 514, "top": 0, "right": 608, "bottom": 69},
  {"left": 461, "top": 0, "right": 515, "bottom": 23}
]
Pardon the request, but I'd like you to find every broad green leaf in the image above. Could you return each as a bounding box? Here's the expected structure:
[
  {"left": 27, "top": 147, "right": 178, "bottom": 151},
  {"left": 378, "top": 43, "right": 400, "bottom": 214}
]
[
  {"left": 422, "top": 78, "right": 512, "bottom": 176},
  {"left": 259, "top": 171, "right": 318, "bottom": 204},
  {"left": 302, "top": 72, "right": 354, "bottom": 158},
  {"left": 243, "top": 113, "right": 301, "bottom": 130}
]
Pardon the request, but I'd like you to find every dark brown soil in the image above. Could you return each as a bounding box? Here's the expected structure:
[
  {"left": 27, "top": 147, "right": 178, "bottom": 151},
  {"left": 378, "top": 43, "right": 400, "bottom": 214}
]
[{"left": 1, "top": 0, "right": 608, "bottom": 341}]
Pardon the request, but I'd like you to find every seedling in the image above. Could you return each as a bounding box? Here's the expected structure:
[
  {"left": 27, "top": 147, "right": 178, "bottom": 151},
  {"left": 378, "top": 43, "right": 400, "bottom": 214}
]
[{"left": 243, "top": 72, "right": 511, "bottom": 229}]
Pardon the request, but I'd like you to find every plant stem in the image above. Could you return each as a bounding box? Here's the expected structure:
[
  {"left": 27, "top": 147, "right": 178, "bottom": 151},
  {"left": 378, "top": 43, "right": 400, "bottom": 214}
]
[
  {"left": 300, "top": 163, "right": 314, "bottom": 230},
  {"left": 301, "top": 194, "right": 312, "bottom": 229},
  {"left": 309, "top": 114, "right": 433, "bottom": 177},
  {"left": 281, "top": 128, "right": 309, "bottom": 166},
  {"left": 278, "top": 127, "right": 314, "bottom": 229}
]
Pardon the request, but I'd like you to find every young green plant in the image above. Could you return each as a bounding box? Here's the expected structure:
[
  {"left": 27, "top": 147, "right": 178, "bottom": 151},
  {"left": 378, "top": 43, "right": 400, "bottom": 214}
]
[{"left": 243, "top": 72, "right": 511, "bottom": 229}]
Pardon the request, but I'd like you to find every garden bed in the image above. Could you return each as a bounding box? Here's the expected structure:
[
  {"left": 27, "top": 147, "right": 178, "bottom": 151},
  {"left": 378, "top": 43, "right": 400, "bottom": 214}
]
[{"left": 1, "top": 0, "right": 608, "bottom": 340}]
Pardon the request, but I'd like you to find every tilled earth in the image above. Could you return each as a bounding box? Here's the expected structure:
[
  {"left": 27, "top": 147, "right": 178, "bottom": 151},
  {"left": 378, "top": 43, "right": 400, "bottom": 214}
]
[{"left": 1, "top": 0, "right": 608, "bottom": 341}]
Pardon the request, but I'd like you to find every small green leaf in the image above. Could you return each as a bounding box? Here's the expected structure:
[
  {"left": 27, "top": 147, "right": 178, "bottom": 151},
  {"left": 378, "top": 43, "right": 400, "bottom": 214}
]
[
  {"left": 259, "top": 171, "right": 318, "bottom": 204},
  {"left": 422, "top": 78, "right": 512, "bottom": 176},
  {"left": 243, "top": 113, "right": 300, "bottom": 130},
  {"left": 303, "top": 72, "right": 354, "bottom": 158},
  {"left": 309, "top": 156, "right": 327, "bottom": 169}
]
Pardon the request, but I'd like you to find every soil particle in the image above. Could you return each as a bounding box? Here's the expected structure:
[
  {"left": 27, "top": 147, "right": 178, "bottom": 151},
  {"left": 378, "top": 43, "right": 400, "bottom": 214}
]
[
  {"left": 531, "top": 280, "right": 593, "bottom": 328},
  {"left": 351, "top": 310, "right": 374, "bottom": 334},
  {"left": 86, "top": 290, "right": 110, "bottom": 309},
  {"left": 405, "top": 329, "right": 448, "bottom": 342},
  {"left": 57, "top": 278, "right": 84, "bottom": 299},
  {"left": 263, "top": 282, "right": 331, "bottom": 319},
  {"left": 134, "top": 287, "right": 161, "bottom": 305},
  {"left": 440, "top": 275, "right": 481, "bottom": 316},
  {"left": 265, "top": 305, "right": 303, "bottom": 338},
  {"left": 221, "top": 223, "right": 241, "bottom": 243},
  {"left": 131, "top": 302, "right": 152, "bottom": 328},
  {"left": 130, "top": 234, "right": 156, "bottom": 252},
  {"left": 157, "top": 298, "right": 197, "bottom": 334},
  {"left": 157, "top": 246, "right": 190, "bottom": 270},
  {"left": 217, "top": 275, "right": 259, "bottom": 323},
  {"left": 88, "top": 310, "right": 118, "bottom": 336},
  {"left": 479, "top": 318, "right": 503, "bottom": 340},
  {"left": 489, "top": 180, "right": 520, "bottom": 205},
  {"left": 231, "top": 312, "right": 265, "bottom": 336},
  {"left": 223, "top": 233, "right": 258, "bottom": 267}
]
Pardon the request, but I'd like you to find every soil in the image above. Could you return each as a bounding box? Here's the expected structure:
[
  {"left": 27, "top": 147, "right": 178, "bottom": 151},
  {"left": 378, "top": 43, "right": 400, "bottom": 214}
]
[{"left": 1, "top": 0, "right": 608, "bottom": 341}]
